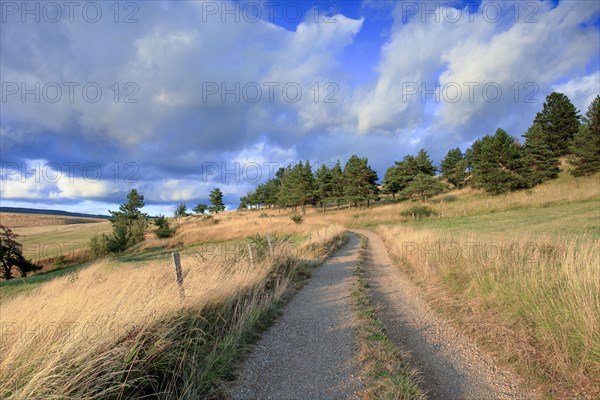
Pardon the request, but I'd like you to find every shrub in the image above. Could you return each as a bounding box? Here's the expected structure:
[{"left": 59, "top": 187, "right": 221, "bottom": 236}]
[
  {"left": 156, "top": 228, "right": 176, "bottom": 239},
  {"left": 259, "top": 212, "right": 269, "bottom": 218},
  {"left": 153, "top": 215, "right": 170, "bottom": 229},
  {"left": 400, "top": 205, "right": 437, "bottom": 219},
  {"left": 153, "top": 215, "right": 175, "bottom": 238},
  {"left": 290, "top": 214, "right": 303, "bottom": 224},
  {"left": 89, "top": 234, "right": 110, "bottom": 258},
  {"left": 53, "top": 255, "right": 66, "bottom": 269},
  {"left": 441, "top": 195, "right": 457, "bottom": 202}
]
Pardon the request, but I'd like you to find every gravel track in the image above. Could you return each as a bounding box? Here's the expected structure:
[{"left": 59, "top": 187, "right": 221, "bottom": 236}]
[
  {"left": 230, "top": 234, "right": 364, "bottom": 400},
  {"left": 352, "top": 228, "right": 538, "bottom": 400},
  {"left": 230, "top": 229, "right": 538, "bottom": 400}
]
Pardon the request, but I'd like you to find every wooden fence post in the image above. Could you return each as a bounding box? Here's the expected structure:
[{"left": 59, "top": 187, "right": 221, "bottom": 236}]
[{"left": 171, "top": 252, "right": 185, "bottom": 303}]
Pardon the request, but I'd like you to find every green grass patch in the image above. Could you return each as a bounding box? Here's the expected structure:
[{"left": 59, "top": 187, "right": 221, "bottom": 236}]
[{"left": 406, "top": 199, "right": 599, "bottom": 238}]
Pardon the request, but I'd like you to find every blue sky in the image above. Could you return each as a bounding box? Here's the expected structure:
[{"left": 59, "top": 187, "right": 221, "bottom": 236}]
[{"left": 1, "top": 0, "right": 599, "bottom": 215}]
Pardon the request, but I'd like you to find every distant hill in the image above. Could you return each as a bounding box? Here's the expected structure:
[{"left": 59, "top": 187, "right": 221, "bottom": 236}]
[{"left": 0, "top": 207, "right": 110, "bottom": 219}]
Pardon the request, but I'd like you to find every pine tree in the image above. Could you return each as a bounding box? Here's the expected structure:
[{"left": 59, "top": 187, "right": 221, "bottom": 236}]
[
  {"left": 534, "top": 92, "right": 580, "bottom": 157},
  {"left": 342, "top": 155, "right": 379, "bottom": 207},
  {"left": 440, "top": 148, "right": 469, "bottom": 189},
  {"left": 330, "top": 160, "right": 344, "bottom": 208},
  {"left": 209, "top": 188, "right": 226, "bottom": 213},
  {"left": 107, "top": 189, "right": 149, "bottom": 250},
  {"left": 384, "top": 149, "right": 436, "bottom": 197},
  {"left": 193, "top": 203, "right": 208, "bottom": 214},
  {"left": 383, "top": 166, "right": 402, "bottom": 198},
  {"left": 415, "top": 149, "right": 436, "bottom": 175},
  {"left": 297, "top": 161, "right": 316, "bottom": 213},
  {"left": 522, "top": 122, "right": 560, "bottom": 185},
  {"left": 238, "top": 196, "right": 249, "bottom": 210},
  {"left": 315, "top": 164, "right": 334, "bottom": 212},
  {"left": 393, "top": 155, "right": 419, "bottom": 191},
  {"left": 263, "top": 178, "right": 281, "bottom": 208},
  {"left": 276, "top": 165, "right": 294, "bottom": 209},
  {"left": 276, "top": 161, "right": 315, "bottom": 213},
  {"left": 464, "top": 147, "right": 475, "bottom": 187},
  {"left": 401, "top": 173, "right": 446, "bottom": 201},
  {"left": 174, "top": 202, "right": 188, "bottom": 224},
  {"left": 471, "top": 128, "right": 529, "bottom": 194},
  {"left": 570, "top": 95, "right": 600, "bottom": 176}
]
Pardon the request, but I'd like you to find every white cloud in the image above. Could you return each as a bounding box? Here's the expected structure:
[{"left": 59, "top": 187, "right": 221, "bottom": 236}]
[
  {"left": 356, "top": 0, "right": 600, "bottom": 144},
  {"left": 50, "top": 178, "right": 117, "bottom": 199},
  {"left": 1, "top": 0, "right": 598, "bottom": 210},
  {"left": 1, "top": 1, "right": 364, "bottom": 152},
  {"left": 552, "top": 73, "right": 600, "bottom": 114},
  {"left": 0, "top": 177, "right": 53, "bottom": 200}
]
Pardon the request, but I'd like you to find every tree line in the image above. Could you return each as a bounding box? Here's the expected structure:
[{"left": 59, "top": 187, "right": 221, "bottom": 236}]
[
  {"left": 241, "top": 92, "right": 599, "bottom": 209},
  {"left": 240, "top": 155, "right": 379, "bottom": 212}
]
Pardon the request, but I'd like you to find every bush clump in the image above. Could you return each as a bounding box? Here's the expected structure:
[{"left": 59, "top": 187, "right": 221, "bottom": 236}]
[
  {"left": 89, "top": 234, "right": 110, "bottom": 258},
  {"left": 156, "top": 228, "right": 176, "bottom": 239},
  {"left": 400, "top": 205, "right": 437, "bottom": 219},
  {"left": 290, "top": 214, "right": 303, "bottom": 224},
  {"left": 154, "top": 215, "right": 176, "bottom": 238}
]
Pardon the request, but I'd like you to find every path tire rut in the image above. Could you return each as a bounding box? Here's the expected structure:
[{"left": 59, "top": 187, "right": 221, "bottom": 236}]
[{"left": 352, "top": 229, "right": 538, "bottom": 400}]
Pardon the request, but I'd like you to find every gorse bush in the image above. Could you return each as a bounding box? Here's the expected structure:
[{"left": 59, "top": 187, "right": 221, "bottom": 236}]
[{"left": 290, "top": 214, "right": 303, "bottom": 224}]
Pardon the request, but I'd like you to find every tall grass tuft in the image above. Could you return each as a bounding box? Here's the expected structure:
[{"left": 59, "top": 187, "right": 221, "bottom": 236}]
[{"left": 379, "top": 225, "right": 600, "bottom": 398}]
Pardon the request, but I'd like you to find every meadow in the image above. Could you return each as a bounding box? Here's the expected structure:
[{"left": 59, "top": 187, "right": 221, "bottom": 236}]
[
  {"left": 0, "top": 213, "right": 347, "bottom": 399},
  {"left": 0, "top": 170, "right": 598, "bottom": 398},
  {"left": 1, "top": 212, "right": 112, "bottom": 267}
]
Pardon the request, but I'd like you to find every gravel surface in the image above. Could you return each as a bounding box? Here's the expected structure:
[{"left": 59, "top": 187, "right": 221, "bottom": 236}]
[
  {"left": 352, "top": 229, "right": 539, "bottom": 400},
  {"left": 230, "top": 234, "right": 364, "bottom": 400}
]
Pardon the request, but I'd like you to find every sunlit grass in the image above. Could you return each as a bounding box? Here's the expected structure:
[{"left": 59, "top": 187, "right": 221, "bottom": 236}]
[
  {"left": 0, "top": 226, "right": 346, "bottom": 399},
  {"left": 379, "top": 225, "right": 600, "bottom": 398}
]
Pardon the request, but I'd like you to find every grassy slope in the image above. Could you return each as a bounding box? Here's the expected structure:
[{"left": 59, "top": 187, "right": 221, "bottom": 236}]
[
  {"left": 373, "top": 173, "right": 599, "bottom": 399},
  {"left": 406, "top": 198, "right": 599, "bottom": 237},
  {"left": 13, "top": 220, "right": 111, "bottom": 261},
  {"left": 0, "top": 220, "right": 348, "bottom": 398}
]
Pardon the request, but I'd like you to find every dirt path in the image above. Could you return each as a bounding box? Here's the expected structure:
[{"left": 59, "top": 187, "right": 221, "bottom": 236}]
[
  {"left": 352, "top": 229, "right": 536, "bottom": 400},
  {"left": 230, "top": 235, "right": 364, "bottom": 400}
]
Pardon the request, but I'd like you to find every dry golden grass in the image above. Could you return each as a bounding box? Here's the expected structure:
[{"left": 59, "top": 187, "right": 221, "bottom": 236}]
[
  {"left": 151, "top": 211, "right": 343, "bottom": 249},
  {"left": 378, "top": 225, "right": 600, "bottom": 398},
  {"left": 0, "top": 212, "right": 106, "bottom": 228},
  {"left": 0, "top": 225, "right": 345, "bottom": 399}
]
